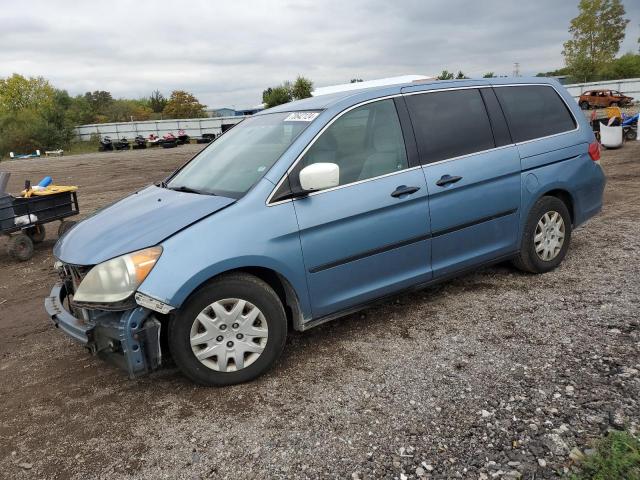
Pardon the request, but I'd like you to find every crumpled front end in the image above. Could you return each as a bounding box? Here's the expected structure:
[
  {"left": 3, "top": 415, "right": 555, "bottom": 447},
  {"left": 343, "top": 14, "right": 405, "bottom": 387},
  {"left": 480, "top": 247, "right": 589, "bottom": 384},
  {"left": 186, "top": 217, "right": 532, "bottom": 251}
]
[{"left": 45, "top": 263, "right": 163, "bottom": 378}]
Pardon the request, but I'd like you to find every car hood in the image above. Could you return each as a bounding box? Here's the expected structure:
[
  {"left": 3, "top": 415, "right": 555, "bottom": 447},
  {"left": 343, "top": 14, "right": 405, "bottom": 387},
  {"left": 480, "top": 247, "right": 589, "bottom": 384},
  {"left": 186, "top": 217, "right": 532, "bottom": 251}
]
[{"left": 54, "top": 185, "right": 235, "bottom": 265}]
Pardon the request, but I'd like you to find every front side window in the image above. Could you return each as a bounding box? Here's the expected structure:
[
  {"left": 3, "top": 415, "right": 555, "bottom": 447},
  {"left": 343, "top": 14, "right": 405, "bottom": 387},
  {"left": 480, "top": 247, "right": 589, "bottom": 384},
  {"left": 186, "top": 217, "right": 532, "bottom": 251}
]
[
  {"left": 296, "top": 99, "right": 408, "bottom": 188},
  {"left": 168, "top": 112, "right": 315, "bottom": 198},
  {"left": 494, "top": 85, "right": 576, "bottom": 143},
  {"left": 405, "top": 88, "right": 495, "bottom": 164}
]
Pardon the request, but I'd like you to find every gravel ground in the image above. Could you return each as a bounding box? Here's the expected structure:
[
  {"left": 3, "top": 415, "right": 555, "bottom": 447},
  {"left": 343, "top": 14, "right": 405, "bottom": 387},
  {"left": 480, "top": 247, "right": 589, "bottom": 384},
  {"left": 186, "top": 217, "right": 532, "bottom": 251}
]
[{"left": 0, "top": 141, "right": 638, "bottom": 479}]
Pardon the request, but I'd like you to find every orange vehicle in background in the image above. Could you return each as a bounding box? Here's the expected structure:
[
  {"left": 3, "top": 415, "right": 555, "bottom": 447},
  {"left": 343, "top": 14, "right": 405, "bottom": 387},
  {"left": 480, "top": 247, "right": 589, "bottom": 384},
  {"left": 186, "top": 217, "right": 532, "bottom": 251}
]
[{"left": 579, "top": 89, "right": 634, "bottom": 109}]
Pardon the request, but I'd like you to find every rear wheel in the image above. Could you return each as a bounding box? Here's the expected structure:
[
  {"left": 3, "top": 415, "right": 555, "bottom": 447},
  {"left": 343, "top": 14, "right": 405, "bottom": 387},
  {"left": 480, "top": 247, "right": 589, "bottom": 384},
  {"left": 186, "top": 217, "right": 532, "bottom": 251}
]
[
  {"left": 7, "top": 234, "right": 34, "bottom": 261},
  {"left": 513, "top": 196, "right": 572, "bottom": 274},
  {"left": 579, "top": 101, "right": 590, "bottom": 110},
  {"left": 25, "top": 224, "right": 46, "bottom": 243},
  {"left": 610, "top": 102, "right": 619, "bottom": 107},
  {"left": 168, "top": 273, "right": 287, "bottom": 386}
]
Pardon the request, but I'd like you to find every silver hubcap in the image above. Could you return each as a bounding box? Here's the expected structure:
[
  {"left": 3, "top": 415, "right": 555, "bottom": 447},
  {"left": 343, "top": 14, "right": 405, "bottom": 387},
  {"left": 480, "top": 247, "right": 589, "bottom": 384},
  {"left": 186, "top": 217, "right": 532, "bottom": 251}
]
[
  {"left": 190, "top": 298, "right": 268, "bottom": 372},
  {"left": 534, "top": 211, "right": 565, "bottom": 261}
]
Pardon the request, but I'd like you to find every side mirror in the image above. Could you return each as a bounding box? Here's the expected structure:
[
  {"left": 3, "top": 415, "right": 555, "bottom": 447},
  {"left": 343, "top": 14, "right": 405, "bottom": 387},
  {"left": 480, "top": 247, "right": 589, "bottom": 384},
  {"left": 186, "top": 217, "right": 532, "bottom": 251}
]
[{"left": 299, "top": 163, "right": 339, "bottom": 192}]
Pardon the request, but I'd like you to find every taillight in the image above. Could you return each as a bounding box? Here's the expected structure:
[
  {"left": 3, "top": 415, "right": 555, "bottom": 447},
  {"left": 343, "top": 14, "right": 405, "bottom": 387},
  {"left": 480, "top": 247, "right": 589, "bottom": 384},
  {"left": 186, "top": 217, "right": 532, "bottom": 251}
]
[{"left": 588, "top": 141, "right": 601, "bottom": 162}]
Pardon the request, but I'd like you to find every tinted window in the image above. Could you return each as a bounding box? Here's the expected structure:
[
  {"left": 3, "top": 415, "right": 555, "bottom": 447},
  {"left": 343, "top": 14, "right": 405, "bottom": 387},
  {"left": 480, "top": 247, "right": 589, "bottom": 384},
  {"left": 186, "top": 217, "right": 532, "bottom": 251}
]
[
  {"left": 494, "top": 85, "right": 576, "bottom": 143},
  {"left": 297, "top": 99, "right": 408, "bottom": 188},
  {"left": 405, "top": 89, "right": 495, "bottom": 164},
  {"left": 480, "top": 88, "right": 512, "bottom": 147}
]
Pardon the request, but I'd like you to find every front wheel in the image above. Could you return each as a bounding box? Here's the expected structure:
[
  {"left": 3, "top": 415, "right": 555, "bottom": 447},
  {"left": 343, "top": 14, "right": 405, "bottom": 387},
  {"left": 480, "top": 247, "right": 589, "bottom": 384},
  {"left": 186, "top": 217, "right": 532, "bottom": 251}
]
[
  {"left": 168, "top": 273, "right": 287, "bottom": 386},
  {"left": 610, "top": 102, "right": 619, "bottom": 107},
  {"left": 512, "top": 196, "right": 572, "bottom": 274},
  {"left": 579, "top": 101, "right": 590, "bottom": 110}
]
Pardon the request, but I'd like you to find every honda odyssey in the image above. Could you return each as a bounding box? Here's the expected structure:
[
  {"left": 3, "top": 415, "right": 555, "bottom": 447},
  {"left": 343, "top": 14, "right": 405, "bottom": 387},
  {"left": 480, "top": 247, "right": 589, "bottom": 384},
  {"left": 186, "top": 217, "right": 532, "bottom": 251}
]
[{"left": 46, "top": 78, "right": 605, "bottom": 385}]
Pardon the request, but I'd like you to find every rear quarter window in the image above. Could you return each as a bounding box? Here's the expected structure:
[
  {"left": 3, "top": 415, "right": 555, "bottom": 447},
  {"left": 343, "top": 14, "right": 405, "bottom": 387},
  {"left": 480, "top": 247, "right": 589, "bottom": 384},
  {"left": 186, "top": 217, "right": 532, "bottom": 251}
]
[{"left": 494, "top": 85, "right": 576, "bottom": 143}]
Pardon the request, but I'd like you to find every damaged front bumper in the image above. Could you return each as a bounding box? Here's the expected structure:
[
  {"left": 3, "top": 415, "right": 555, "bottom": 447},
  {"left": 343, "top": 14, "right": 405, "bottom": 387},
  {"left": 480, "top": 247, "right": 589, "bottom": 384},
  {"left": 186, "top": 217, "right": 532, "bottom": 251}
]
[{"left": 45, "top": 282, "right": 162, "bottom": 378}]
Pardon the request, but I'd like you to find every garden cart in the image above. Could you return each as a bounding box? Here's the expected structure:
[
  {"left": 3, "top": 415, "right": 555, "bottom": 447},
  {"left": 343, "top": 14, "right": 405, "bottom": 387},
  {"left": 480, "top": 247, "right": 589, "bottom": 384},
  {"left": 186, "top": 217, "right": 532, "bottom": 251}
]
[{"left": 1, "top": 187, "right": 79, "bottom": 261}]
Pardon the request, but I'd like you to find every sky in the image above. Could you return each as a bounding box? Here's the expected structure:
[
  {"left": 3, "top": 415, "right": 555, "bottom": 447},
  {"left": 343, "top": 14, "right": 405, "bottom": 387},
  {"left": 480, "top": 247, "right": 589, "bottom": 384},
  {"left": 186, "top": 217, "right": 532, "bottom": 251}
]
[{"left": 1, "top": 0, "right": 639, "bottom": 109}]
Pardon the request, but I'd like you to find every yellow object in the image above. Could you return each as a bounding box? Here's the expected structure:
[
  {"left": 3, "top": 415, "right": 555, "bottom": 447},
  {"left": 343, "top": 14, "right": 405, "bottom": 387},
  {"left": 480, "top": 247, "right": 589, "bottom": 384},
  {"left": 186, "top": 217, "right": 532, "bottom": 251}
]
[
  {"left": 606, "top": 106, "right": 622, "bottom": 120},
  {"left": 20, "top": 185, "right": 78, "bottom": 197}
]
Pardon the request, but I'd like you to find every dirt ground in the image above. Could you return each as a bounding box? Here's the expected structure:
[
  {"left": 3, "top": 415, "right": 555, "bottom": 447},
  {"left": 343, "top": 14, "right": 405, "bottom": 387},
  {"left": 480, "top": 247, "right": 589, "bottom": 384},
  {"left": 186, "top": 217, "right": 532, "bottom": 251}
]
[{"left": 0, "top": 142, "right": 638, "bottom": 479}]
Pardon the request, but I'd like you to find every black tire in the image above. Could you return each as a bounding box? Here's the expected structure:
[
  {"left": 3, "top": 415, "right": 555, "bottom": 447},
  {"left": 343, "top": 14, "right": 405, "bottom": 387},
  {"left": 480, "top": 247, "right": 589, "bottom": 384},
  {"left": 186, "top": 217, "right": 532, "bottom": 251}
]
[
  {"left": 57, "top": 220, "right": 77, "bottom": 238},
  {"left": 7, "top": 234, "right": 34, "bottom": 261},
  {"left": 610, "top": 102, "right": 619, "bottom": 107},
  {"left": 168, "top": 273, "right": 287, "bottom": 386},
  {"left": 579, "top": 101, "right": 590, "bottom": 110},
  {"left": 25, "top": 224, "right": 46, "bottom": 243},
  {"left": 512, "top": 196, "right": 572, "bottom": 274},
  {"left": 624, "top": 128, "right": 637, "bottom": 141}
]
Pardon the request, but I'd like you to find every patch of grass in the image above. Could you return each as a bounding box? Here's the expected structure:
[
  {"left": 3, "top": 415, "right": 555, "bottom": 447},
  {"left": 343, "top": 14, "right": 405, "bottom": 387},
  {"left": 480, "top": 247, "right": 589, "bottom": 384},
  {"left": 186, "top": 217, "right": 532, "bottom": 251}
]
[
  {"left": 64, "top": 141, "right": 100, "bottom": 156},
  {"left": 571, "top": 431, "right": 640, "bottom": 480}
]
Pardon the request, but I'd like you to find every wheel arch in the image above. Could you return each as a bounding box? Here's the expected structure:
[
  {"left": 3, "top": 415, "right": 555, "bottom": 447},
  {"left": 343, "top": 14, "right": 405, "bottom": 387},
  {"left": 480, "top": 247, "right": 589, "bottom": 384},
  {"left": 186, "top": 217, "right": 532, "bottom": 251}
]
[
  {"left": 177, "top": 266, "right": 306, "bottom": 332},
  {"left": 540, "top": 188, "right": 575, "bottom": 225}
]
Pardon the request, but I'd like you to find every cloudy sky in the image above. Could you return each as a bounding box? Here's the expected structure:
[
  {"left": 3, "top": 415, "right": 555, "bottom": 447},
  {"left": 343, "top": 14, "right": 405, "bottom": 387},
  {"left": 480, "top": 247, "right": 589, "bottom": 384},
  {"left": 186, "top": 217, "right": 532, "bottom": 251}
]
[{"left": 1, "top": 0, "right": 639, "bottom": 109}]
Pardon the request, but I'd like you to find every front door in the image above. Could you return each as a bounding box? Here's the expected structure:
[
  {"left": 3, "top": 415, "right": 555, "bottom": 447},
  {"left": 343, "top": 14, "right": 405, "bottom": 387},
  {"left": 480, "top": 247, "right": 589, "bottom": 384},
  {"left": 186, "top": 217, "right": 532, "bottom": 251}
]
[{"left": 290, "top": 99, "right": 431, "bottom": 318}]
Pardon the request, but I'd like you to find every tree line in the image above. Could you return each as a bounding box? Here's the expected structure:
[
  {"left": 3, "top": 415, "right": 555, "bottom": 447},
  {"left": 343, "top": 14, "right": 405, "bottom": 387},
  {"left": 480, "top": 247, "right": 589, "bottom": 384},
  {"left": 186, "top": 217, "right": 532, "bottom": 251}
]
[{"left": 0, "top": 74, "right": 208, "bottom": 157}]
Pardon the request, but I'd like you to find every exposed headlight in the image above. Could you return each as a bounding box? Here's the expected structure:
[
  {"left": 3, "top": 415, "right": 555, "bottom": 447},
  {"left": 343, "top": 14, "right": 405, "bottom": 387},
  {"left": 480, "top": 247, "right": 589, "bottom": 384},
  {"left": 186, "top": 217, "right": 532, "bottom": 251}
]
[{"left": 73, "top": 247, "right": 162, "bottom": 304}]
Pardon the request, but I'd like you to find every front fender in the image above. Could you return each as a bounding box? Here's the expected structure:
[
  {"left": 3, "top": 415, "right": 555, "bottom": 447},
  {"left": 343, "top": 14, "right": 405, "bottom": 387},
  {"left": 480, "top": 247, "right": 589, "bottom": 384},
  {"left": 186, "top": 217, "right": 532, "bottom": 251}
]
[{"left": 137, "top": 192, "right": 312, "bottom": 319}]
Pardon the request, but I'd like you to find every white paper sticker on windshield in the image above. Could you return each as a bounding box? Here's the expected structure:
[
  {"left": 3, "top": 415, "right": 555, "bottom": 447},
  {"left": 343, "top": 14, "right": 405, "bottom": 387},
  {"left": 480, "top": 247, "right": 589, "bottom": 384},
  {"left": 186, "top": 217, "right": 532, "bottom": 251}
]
[{"left": 285, "top": 112, "right": 319, "bottom": 122}]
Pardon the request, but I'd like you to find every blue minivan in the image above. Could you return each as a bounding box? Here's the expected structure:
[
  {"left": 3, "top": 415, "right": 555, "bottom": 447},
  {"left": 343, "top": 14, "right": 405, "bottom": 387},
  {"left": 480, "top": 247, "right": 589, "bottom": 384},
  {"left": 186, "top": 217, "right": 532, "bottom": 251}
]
[{"left": 46, "top": 78, "right": 605, "bottom": 385}]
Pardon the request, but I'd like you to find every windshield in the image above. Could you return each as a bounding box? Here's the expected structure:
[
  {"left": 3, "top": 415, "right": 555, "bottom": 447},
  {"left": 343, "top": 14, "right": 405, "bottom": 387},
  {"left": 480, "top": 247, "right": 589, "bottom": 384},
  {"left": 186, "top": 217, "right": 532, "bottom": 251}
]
[{"left": 167, "top": 112, "right": 318, "bottom": 197}]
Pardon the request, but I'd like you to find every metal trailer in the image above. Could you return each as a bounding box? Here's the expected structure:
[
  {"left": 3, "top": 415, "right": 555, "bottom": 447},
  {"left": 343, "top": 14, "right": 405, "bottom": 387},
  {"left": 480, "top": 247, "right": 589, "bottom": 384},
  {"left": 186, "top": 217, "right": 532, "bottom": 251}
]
[{"left": 0, "top": 191, "right": 79, "bottom": 261}]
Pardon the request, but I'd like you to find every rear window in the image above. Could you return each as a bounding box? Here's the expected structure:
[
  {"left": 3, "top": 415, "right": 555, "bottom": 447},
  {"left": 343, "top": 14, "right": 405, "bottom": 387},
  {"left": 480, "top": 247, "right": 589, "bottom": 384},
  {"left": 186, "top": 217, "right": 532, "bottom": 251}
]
[
  {"left": 405, "top": 88, "right": 495, "bottom": 164},
  {"left": 494, "top": 85, "right": 576, "bottom": 143}
]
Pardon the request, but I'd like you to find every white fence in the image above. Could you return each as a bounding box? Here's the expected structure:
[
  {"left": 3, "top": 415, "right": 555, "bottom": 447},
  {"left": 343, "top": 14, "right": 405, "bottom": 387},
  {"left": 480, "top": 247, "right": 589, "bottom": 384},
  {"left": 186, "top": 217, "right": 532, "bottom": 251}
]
[
  {"left": 74, "top": 116, "right": 245, "bottom": 141},
  {"left": 565, "top": 77, "right": 640, "bottom": 100}
]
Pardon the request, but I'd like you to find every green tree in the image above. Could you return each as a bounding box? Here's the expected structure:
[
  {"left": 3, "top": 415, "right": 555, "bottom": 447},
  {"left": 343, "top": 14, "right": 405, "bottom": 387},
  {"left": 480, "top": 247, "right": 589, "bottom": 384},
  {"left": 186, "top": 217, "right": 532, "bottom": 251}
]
[
  {"left": 535, "top": 66, "right": 572, "bottom": 77},
  {"left": 105, "top": 99, "right": 153, "bottom": 123},
  {"left": 437, "top": 70, "right": 454, "bottom": 80},
  {"left": 149, "top": 90, "right": 167, "bottom": 113},
  {"left": 83, "top": 90, "right": 113, "bottom": 118},
  {"left": 262, "top": 87, "right": 273, "bottom": 104},
  {"left": 65, "top": 95, "right": 95, "bottom": 125},
  {"left": 562, "top": 0, "right": 629, "bottom": 81},
  {"left": 291, "top": 76, "right": 313, "bottom": 100},
  {"left": 163, "top": 90, "right": 207, "bottom": 119},
  {"left": 263, "top": 85, "right": 293, "bottom": 108},
  {"left": 456, "top": 71, "right": 469, "bottom": 79},
  {"left": 598, "top": 53, "right": 640, "bottom": 80},
  {"left": 482, "top": 72, "right": 496, "bottom": 78},
  {"left": 350, "top": 78, "right": 364, "bottom": 83},
  {"left": 0, "top": 81, "right": 74, "bottom": 156},
  {"left": 0, "top": 74, "right": 55, "bottom": 113}
]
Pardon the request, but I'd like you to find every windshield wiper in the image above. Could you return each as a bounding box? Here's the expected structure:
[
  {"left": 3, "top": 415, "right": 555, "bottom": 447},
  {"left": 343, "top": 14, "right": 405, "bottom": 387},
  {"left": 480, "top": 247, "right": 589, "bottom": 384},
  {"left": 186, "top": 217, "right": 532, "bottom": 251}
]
[{"left": 168, "top": 185, "right": 215, "bottom": 195}]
